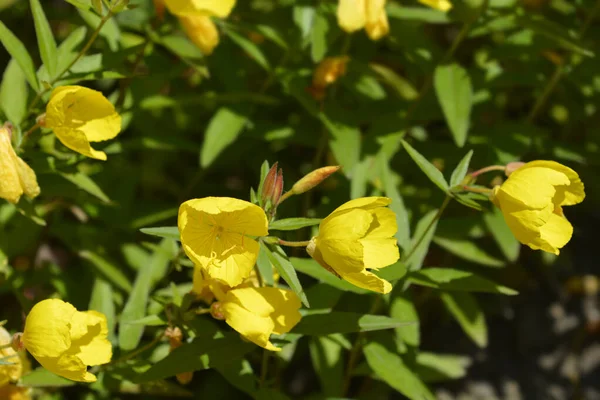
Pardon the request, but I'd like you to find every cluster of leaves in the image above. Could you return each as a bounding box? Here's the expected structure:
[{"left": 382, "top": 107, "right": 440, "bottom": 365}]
[{"left": 0, "top": 0, "right": 598, "bottom": 398}]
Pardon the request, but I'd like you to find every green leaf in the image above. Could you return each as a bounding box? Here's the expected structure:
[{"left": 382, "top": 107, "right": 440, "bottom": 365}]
[
  {"left": 324, "top": 119, "right": 361, "bottom": 174},
  {"left": 225, "top": 29, "right": 270, "bottom": 71},
  {"left": 77, "top": 8, "right": 120, "bottom": 52},
  {"left": 517, "top": 14, "right": 594, "bottom": 57},
  {"left": 88, "top": 277, "right": 116, "bottom": 342},
  {"left": 363, "top": 342, "right": 435, "bottom": 400},
  {"left": 390, "top": 292, "right": 420, "bottom": 347},
  {"left": 0, "top": 21, "right": 40, "bottom": 90},
  {"left": 20, "top": 368, "right": 76, "bottom": 387},
  {"left": 134, "top": 334, "right": 254, "bottom": 383},
  {"left": 60, "top": 172, "right": 111, "bottom": 203},
  {"left": 434, "top": 63, "right": 473, "bottom": 147},
  {"left": 119, "top": 239, "right": 176, "bottom": 350},
  {"left": 30, "top": 0, "right": 58, "bottom": 79},
  {"left": 406, "top": 209, "right": 439, "bottom": 272},
  {"left": 309, "top": 336, "right": 344, "bottom": 396},
  {"left": 269, "top": 218, "right": 322, "bottom": 231},
  {"left": 370, "top": 63, "right": 418, "bottom": 100},
  {"left": 294, "top": 313, "right": 412, "bottom": 335},
  {"left": 440, "top": 291, "right": 487, "bottom": 348},
  {"left": 264, "top": 245, "right": 309, "bottom": 307},
  {"left": 139, "top": 226, "right": 180, "bottom": 241},
  {"left": 124, "top": 314, "right": 168, "bottom": 327},
  {"left": 415, "top": 352, "right": 471, "bottom": 382},
  {"left": 80, "top": 250, "right": 132, "bottom": 292},
  {"left": 291, "top": 257, "right": 368, "bottom": 294},
  {"left": 401, "top": 140, "right": 449, "bottom": 192},
  {"left": 0, "top": 58, "right": 28, "bottom": 125},
  {"left": 433, "top": 236, "right": 505, "bottom": 267},
  {"left": 200, "top": 107, "right": 248, "bottom": 168},
  {"left": 256, "top": 243, "right": 274, "bottom": 286},
  {"left": 449, "top": 150, "right": 473, "bottom": 188},
  {"left": 310, "top": 7, "right": 329, "bottom": 62},
  {"left": 483, "top": 208, "right": 520, "bottom": 262},
  {"left": 409, "top": 268, "right": 517, "bottom": 295}
]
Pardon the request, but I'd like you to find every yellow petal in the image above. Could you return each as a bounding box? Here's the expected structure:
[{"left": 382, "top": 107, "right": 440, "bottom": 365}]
[
  {"left": 0, "top": 385, "right": 32, "bottom": 400},
  {"left": 337, "top": 0, "right": 367, "bottom": 33},
  {"left": 69, "top": 311, "right": 112, "bottom": 366},
  {"left": 418, "top": 0, "right": 452, "bottom": 11},
  {"left": 330, "top": 196, "right": 391, "bottom": 214},
  {"left": 0, "top": 327, "right": 22, "bottom": 386},
  {"left": 498, "top": 166, "right": 569, "bottom": 209},
  {"left": 23, "top": 299, "right": 75, "bottom": 359},
  {"left": 320, "top": 208, "right": 372, "bottom": 241},
  {"left": 519, "top": 160, "right": 585, "bottom": 206},
  {"left": 16, "top": 157, "right": 41, "bottom": 200},
  {"left": 179, "top": 15, "right": 220, "bottom": 55},
  {"left": 35, "top": 353, "right": 96, "bottom": 382},
  {"left": 535, "top": 212, "right": 573, "bottom": 254},
  {"left": 360, "top": 237, "right": 399, "bottom": 270},
  {"left": 340, "top": 269, "right": 392, "bottom": 294},
  {"left": 0, "top": 126, "right": 40, "bottom": 203},
  {"left": 365, "top": 0, "right": 389, "bottom": 40},
  {"left": 45, "top": 86, "right": 121, "bottom": 160},
  {"left": 221, "top": 301, "right": 279, "bottom": 351},
  {"left": 164, "top": 0, "right": 236, "bottom": 17}
]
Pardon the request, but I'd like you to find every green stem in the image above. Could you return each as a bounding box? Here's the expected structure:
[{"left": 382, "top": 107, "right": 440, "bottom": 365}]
[
  {"left": 469, "top": 165, "right": 505, "bottom": 178},
  {"left": 278, "top": 239, "right": 310, "bottom": 248},
  {"left": 105, "top": 333, "right": 164, "bottom": 366},
  {"left": 259, "top": 349, "right": 270, "bottom": 388},
  {"left": 402, "top": 195, "right": 451, "bottom": 264},
  {"left": 18, "top": 122, "right": 41, "bottom": 149},
  {"left": 461, "top": 185, "right": 493, "bottom": 195},
  {"left": 277, "top": 191, "right": 294, "bottom": 205}
]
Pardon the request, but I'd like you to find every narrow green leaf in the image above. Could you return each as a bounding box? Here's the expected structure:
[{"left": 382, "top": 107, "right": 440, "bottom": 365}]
[
  {"left": 77, "top": 8, "right": 120, "bottom": 52},
  {"left": 483, "top": 207, "right": 520, "bottom": 262},
  {"left": 370, "top": 63, "right": 418, "bottom": 100},
  {"left": 363, "top": 342, "right": 435, "bottom": 400},
  {"left": 88, "top": 277, "right": 116, "bottom": 342},
  {"left": 440, "top": 291, "right": 487, "bottom": 348},
  {"left": 409, "top": 268, "right": 518, "bottom": 295},
  {"left": 80, "top": 250, "right": 132, "bottom": 292},
  {"left": 30, "top": 0, "right": 58, "bottom": 79},
  {"left": 226, "top": 29, "right": 270, "bottom": 70},
  {"left": 265, "top": 245, "right": 309, "bottom": 307},
  {"left": 256, "top": 243, "right": 274, "bottom": 286},
  {"left": 310, "top": 8, "right": 329, "bottom": 62},
  {"left": 124, "top": 314, "right": 168, "bottom": 326},
  {"left": 415, "top": 352, "right": 471, "bottom": 383},
  {"left": 60, "top": 172, "right": 111, "bottom": 203},
  {"left": 20, "top": 368, "right": 76, "bottom": 387},
  {"left": 434, "top": 63, "right": 473, "bottom": 147},
  {"left": 406, "top": 209, "right": 439, "bottom": 272},
  {"left": 55, "top": 26, "right": 87, "bottom": 77},
  {"left": 0, "top": 59, "right": 28, "bottom": 125},
  {"left": 200, "top": 107, "right": 248, "bottom": 168},
  {"left": 390, "top": 292, "right": 420, "bottom": 347},
  {"left": 0, "top": 21, "right": 40, "bottom": 90},
  {"left": 64, "top": 0, "right": 92, "bottom": 12},
  {"left": 269, "top": 218, "right": 322, "bottom": 231},
  {"left": 309, "top": 336, "right": 344, "bottom": 396},
  {"left": 119, "top": 239, "right": 176, "bottom": 350},
  {"left": 401, "top": 140, "right": 449, "bottom": 192},
  {"left": 433, "top": 236, "right": 505, "bottom": 267},
  {"left": 449, "top": 150, "right": 473, "bottom": 188},
  {"left": 294, "top": 313, "right": 412, "bottom": 335},
  {"left": 291, "top": 257, "right": 369, "bottom": 294},
  {"left": 139, "top": 226, "right": 180, "bottom": 241}
]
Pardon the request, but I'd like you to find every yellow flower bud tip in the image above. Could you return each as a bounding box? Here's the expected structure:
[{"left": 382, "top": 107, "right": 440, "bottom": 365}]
[
  {"left": 179, "top": 197, "right": 269, "bottom": 287},
  {"left": 418, "top": 0, "right": 452, "bottom": 12},
  {"left": 45, "top": 86, "right": 122, "bottom": 160},
  {"left": 505, "top": 162, "right": 526, "bottom": 176},
  {"left": 0, "top": 124, "right": 41, "bottom": 204},
  {"left": 220, "top": 287, "right": 301, "bottom": 351},
  {"left": 179, "top": 15, "right": 220, "bottom": 55},
  {"left": 493, "top": 160, "right": 585, "bottom": 255},
  {"left": 164, "top": 0, "right": 236, "bottom": 17},
  {"left": 22, "top": 299, "right": 112, "bottom": 383},
  {"left": 307, "top": 197, "right": 398, "bottom": 294},
  {"left": 312, "top": 56, "right": 350, "bottom": 89},
  {"left": 291, "top": 166, "right": 341, "bottom": 195}
]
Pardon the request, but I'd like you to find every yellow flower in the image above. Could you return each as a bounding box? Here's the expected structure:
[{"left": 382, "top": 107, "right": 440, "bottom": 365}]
[
  {"left": 22, "top": 299, "right": 112, "bottom": 382},
  {"left": 179, "top": 197, "right": 269, "bottom": 287},
  {"left": 0, "top": 124, "right": 40, "bottom": 204},
  {"left": 307, "top": 197, "right": 399, "bottom": 294},
  {"left": 492, "top": 160, "right": 585, "bottom": 255},
  {"left": 164, "top": 0, "right": 236, "bottom": 17},
  {"left": 213, "top": 287, "right": 301, "bottom": 351},
  {"left": 0, "top": 326, "right": 21, "bottom": 387},
  {"left": 418, "top": 0, "right": 452, "bottom": 12},
  {"left": 44, "top": 86, "right": 122, "bottom": 161},
  {"left": 179, "top": 15, "right": 220, "bottom": 55},
  {"left": 337, "top": 0, "right": 389, "bottom": 41}
]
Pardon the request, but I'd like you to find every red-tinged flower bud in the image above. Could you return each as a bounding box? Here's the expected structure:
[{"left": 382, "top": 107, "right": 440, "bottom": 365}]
[
  {"left": 261, "top": 162, "right": 279, "bottom": 206},
  {"left": 291, "top": 166, "right": 340, "bottom": 195},
  {"left": 272, "top": 169, "right": 284, "bottom": 206},
  {"left": 505, "top": 162, "right": 526, "bottom": 176},
  {"left": 210, "top": 302, "right": 225, "bottom": 320}
]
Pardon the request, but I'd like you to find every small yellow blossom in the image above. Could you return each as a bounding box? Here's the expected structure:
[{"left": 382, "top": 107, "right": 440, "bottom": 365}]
[
  {"left": 307, "top": 197, "right": 399, "bottom": 294},
  {"left": 0, "top": 124, "right": 40, "bottom": 204},
  {"left": 22, "top": 299, "right": 112, "bottom": 382},
  {"left": 179, "top": 15, "right": 220, "bottom": 55},
  {"left": 418, "top": 0, "right": 452, "bottom": 12},
  {"left": 492, "top": 160, "right": 585, "bottom": 255},
  {"left": 179, "top": 197, "right": 269, "bottom": 287},
  {"left": 212, "top": 287, "right": 301, "bottom": 351},
  {"left": 164, "top": 0, "right": 236, "bottom": 17},
  {"left": 44, "top": 86, "right": 122, "bottom": 161},
  {"left": 337, "top": 0, "right": 389, "bottom": 41}
]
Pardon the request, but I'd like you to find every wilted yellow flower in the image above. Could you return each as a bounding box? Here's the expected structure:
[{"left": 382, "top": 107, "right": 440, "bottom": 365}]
[
  {"left": 418, "top": 0, "right": 452, "bottom": 12},
  {"left": 44, "top": 86, "right": 122, "bottom": 161},
  {"left": 337, "top": 0, "right": 389, "bottom": 41},
  {"left": 307, "top": 197, "right": 399, "bottom": 294},
  {"left": 212, "top": 287, "right": 301, "bottom": 351},
  {"left": 179, "top": 197, "right": 269, "bottom": 287},
  {"left": 179, "top": 15, "right": 219, "bottom": 55},
  {"left": 22, "top": 299, "right": 112, "bottom": 382},
  {"left": 164, "top": 0, "right": 236, "bottom": 17},
  {"left": 492, "top": 160, "right": 585, "bottom": 255},
  {"left": 0, "top": 123, "right": 40, "bottom": 204}
]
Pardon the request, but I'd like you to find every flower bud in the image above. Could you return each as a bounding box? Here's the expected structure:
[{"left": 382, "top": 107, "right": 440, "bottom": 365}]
[
  {"left": 165, "top": 327, "right": 193, "bottom": 384},
  {"left": 179, "top": 15, "right": 219, "bottom": 55},
  {"left": 261, "top": 162, "right": 279, "bottom": 205},
  {"left": 210, "top": 302, "right": 225, "bottom": 320},
  {"left": 273, "top": 169, "right": 283, "bottom": 205},
  {"left": 505, "top": 162, "right": 526, "bottom": 177},
  {"left": 291, "top": 166, "right": 340, "bottom": 195},
  {"left": 11, "top": 333, "right": 23, "bottom": 352}
]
